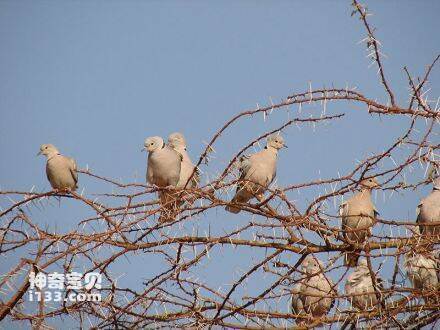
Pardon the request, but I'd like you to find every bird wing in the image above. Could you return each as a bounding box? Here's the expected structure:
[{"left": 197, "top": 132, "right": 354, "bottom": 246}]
[
  {"left": 176, "top": 150, "right": 184, "bottom": 162},
  {"left": 268, "top": 167, "right": 277, "bottom": 186},
  {"left": 373, "top": 206, "right": 380, "bottom": 217},
  {"left": 415, "top": 202, "right": 423, "bottom": 222},
  {"left": 291, "top": 284, "right": 305, "bottom": 315},
  {"left": 326, "top": 276, "right": 337, "bottom": 310},
  {"left": 192, "top": 166, "right": 200, "bottom": 186},
  {"left": 339, "top": 201, "right": 350, "bottom": 240},
  {"left": 238, "top": 154, "right": 252, "bottom": 180},
  {"left": 68, "top": 157, "right": 78, "bottom": 185},
  {"left": 147, "top": 154, "right": 155, "bottom": 184},
  {"left": 339, "top": 201, "right": 348, "bottom": 218},
  {"left": 234, "top": 154, "right": 253, "bottom": 192},
  {"left": 436, "top": 252, "right": 440, "bottom": 282}
]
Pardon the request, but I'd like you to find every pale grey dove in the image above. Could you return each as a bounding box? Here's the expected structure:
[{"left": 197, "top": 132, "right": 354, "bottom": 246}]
[
  {"left": 345, "top": 259, "right": 380, "bottom": 311},
  {"left": 168, "top": 132, "right": 199, "bottom": 191},
  {"left": 340, "top": 177, "right": 380, "bottom": 267},
  {"left": 291, "top": 255, "right": 335, "bottom": 322},
  {"left": 38, "top": 144, "right": 78, "bottom": 191},
  {"left": 405, "top": 245, "right": 439, "bottom": 303},
  {"left": 417, "top": 177, "right": 440, "bottom": 240},
  {"left": 144, "top": 136, "right": 182, "bottom": 222},
  {"left": 226, "top": 134, "right": 286, "bottom": 214}
]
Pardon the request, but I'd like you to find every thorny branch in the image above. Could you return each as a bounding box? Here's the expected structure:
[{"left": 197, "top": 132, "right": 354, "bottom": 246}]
[{"left": 1, "top": 1, "right": 440, "bottom": 329}]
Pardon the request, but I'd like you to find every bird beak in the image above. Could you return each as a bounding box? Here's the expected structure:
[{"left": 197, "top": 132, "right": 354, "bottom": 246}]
[
  {"left": 141, "top": 147, "right": 146, "bottom": 152},
  {"left": 283, "top": 144, "right": 288, "bottom": 148},
  {"left": 37, "top": 151, "right": 42, "bottom": 156}
]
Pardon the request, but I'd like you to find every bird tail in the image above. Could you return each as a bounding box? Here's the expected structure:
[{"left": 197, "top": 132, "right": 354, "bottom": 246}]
[
  {"left": 158, "top": 191, "right": 180, "bottom": 223},
  {"left": 225, "top": 204, "right": 241, "bottom": 214},
  {"left": 426, "top": 293, "right": 440, "bottom": 305},
  {"left": 344, "top": 251, "right": 360, "bottom": 267},
  {"left": 225, "top": 194, "right": 244, "bottom": 214},
  {"left": 178, "top": 191, "right": 195, "bottom": 207},
  {"left": 225, "top": 190, "right": 251, "bottom": 214}
]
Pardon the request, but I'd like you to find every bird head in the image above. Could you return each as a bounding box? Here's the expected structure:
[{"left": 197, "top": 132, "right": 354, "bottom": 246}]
[
  {"left": 267, "top": 134, "right": 287, "bottom": 150},
  {"left": 143, "top": 136, "right": 164, "bottom": 152},
  {"left": 37, "top": 144, "right": 59, "bottom": 157},
  {"left": 357, "top": 259, "right": 370, "bottom": 271},
  {"left": 168, "top": 132, "right": 187, "bottom": 150},
  {"left": 359, "top": 177, "right": 380, "bottom": 190},
  {"left": 302, "top": 255, "right": 323, "bottom": 274}
]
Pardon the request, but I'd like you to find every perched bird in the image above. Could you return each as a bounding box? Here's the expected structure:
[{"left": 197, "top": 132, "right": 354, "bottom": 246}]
[
  {"left": 345, "top": 259, "right": 380, "bottom": 311},
  {"left": 38, "top": 144, "right": 78, "bottom": 191},
  {"left": 417, "top": 176, "right": 440, "bottom": 240},
  {"left": 168, "top": 132, "right": 199, "bottom": 191},
  {"left": 144, "top": 136, "right": 182, "bottom": 222},
  {"left": 226, "top": 134, "right": 286, "bottom": 214},
  {"left": 291, "top": 255, "right": 335, "bottom": 322},
  {"left": 405, "top": 246, "right": 439, "bottom": 303},
  {"left": 340, "top": 177, "right": 380, "bottom": 267}
]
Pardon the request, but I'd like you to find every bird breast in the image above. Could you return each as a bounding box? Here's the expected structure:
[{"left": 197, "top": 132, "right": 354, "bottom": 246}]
[{"left": 46, "top": 156, "right": 76, "bottom": 189}]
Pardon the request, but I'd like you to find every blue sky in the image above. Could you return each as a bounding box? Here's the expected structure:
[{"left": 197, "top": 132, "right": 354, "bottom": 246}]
[{"left": 1, "top": 0, "right": 439, "bottom": 327}]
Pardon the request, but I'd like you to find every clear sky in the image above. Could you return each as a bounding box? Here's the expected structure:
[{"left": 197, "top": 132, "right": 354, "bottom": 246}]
[{"left": 0, "top": 0, "right": 439, "bottom": 327}]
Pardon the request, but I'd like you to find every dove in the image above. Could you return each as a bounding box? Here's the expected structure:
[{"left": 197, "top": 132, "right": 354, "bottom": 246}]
[
  {"left": 291, "top": 255, "right": 335, "bottom": 322},
  {"left": 144, "top": 136, "right": 182, "bottom": 222},
  {"left": 340, "top": 177, "right": 380, "bottom": 267},
  {"left": 405, "top": 248, "right": 439, "bottom": 303},
  {"left": 168, "top": 132, "right": 199, "bottom": 191},
  {"left": 226, "top": 134, "right": 286, "bottom": 214},
  {"left": 345, "top": 259, "right": 380, "bottom": 311},
  {"left": 38, "top": 144, "right": 78, "bottom": 191},
  {"left": 417, "top": 177, "right": 440, "bottom": 240}
]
